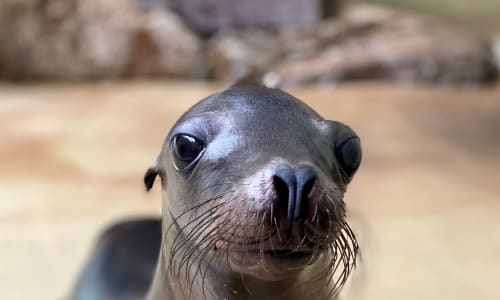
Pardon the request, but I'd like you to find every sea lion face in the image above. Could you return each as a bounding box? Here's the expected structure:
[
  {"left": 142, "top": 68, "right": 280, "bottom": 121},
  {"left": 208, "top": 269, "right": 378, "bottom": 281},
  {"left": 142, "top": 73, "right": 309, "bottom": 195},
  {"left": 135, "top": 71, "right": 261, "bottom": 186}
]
[{"left": 145, "top": 85, "right": 361, "bottom": 290}]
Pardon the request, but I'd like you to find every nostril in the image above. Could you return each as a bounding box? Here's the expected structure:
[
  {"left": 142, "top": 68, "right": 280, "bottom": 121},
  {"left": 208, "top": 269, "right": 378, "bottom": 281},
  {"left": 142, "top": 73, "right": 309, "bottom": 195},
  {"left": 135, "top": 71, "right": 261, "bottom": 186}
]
[
  {"left": 273, "top": 166, "right": 297, "bottom": 223},
  {"left": 301, "top": 176, "right": 316, "bottom": 203},
  {"left": 295, "top": 167, "right": 317, "bottom": 221},
  {"left": 272, "top": 166, "right": 318, "bottom": 223},
  {"left": 273, "top": 175, "right": 290, "bottom": 213}
]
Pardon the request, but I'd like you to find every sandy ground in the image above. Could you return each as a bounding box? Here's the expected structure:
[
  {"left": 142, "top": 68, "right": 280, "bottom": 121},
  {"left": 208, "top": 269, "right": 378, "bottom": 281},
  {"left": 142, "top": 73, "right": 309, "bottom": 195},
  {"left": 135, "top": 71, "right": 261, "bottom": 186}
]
[{"left": 1, "top": 81, "right": 499, "bottom": 300}]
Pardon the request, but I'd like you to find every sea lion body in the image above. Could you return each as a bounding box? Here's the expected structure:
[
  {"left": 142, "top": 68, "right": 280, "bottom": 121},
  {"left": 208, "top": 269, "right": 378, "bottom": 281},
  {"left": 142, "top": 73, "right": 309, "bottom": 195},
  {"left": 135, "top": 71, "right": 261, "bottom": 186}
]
[{"left": 72, "top": 85, "right": 362, "bottom": 300}]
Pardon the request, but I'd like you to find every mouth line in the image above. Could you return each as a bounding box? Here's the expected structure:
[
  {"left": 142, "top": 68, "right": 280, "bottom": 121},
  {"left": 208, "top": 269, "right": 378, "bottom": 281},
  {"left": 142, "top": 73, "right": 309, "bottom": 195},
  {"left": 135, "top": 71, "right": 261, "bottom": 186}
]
[
  {"left": 223, "top": 238, "right": 328, "bottom": 259},
  {"left": 231, "top": 248, "right": 314, "bottom": 259},
  {"left": 263, "top": 249, "right": 313, "bottom": 259}
]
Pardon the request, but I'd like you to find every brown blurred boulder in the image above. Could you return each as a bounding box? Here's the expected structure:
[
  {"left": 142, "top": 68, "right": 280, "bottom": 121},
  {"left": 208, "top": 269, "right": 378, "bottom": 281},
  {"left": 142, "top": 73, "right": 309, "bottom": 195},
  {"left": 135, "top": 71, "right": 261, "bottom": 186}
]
[
  {"left": 0, "top": 0, "right": 203, "bottom": 80},
  {"left": 275, "top": 4, "right": 497, "bottom": 85},
  {"left": 207, "top": 4, "right": 497, "bottom": 85},
  {"left": 206, "top": 30, "right": 281, "bottom": 80}
]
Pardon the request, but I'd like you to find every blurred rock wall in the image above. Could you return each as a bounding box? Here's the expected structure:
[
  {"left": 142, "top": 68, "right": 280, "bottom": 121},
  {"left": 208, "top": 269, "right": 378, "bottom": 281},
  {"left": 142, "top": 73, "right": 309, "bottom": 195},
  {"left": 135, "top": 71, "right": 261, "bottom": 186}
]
[
  {"left": 0, "top": 0, "right": 203, "bottom": 80},
  {"left": 0, "top": 0, "right": 497, "bottom": 84}
]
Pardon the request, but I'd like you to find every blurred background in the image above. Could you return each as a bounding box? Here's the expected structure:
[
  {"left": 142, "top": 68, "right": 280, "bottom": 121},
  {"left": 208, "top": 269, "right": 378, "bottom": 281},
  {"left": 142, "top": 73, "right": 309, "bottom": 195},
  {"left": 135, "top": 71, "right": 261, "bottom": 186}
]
[{"left": 0, "top": 0, "right": 499, "bottom": 299}]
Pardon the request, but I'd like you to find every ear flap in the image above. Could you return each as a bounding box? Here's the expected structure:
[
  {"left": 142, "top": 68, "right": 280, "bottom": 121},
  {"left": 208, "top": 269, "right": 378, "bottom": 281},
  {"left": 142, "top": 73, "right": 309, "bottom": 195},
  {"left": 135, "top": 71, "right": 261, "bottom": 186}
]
[{"left": 144, "top": 156, "right": 160, "bottom": 192}]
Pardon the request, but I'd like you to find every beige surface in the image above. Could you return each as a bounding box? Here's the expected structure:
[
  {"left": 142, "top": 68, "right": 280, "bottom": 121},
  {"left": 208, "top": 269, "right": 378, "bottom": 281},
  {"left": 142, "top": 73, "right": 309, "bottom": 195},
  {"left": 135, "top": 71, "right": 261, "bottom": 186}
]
[{"left": 1, "top": 81, "right": 499, "bottom": 299}]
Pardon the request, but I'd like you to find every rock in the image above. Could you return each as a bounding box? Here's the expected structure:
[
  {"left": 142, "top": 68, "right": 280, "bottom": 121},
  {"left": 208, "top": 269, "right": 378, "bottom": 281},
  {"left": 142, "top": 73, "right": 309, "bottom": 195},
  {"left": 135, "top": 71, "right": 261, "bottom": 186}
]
[
  {"left": 204, "top": 4, "right": 497, "bottom": 85},
  {"left": 275, "top": 4, "right": 498, "bottom": 85},
  {"left": 0, "top": 0, "right": 203, "bottom": 80},
  {"left": 206, "top": 30, "right": 281, "bottom": 80}
]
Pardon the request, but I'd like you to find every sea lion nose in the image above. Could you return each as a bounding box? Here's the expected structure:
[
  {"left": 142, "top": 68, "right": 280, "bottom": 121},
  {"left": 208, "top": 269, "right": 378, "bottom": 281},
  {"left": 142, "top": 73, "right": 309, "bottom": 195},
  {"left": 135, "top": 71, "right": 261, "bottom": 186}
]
[{"left": 273, "top": 165, "right": 317, "bottom": 223}]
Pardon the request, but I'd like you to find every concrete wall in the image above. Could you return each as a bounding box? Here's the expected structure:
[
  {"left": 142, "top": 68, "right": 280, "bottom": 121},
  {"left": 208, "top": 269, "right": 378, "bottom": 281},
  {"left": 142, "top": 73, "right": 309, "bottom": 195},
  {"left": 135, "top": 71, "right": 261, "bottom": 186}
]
[{"left": 167, "top": 0, "right": 326, "bottom": 34}]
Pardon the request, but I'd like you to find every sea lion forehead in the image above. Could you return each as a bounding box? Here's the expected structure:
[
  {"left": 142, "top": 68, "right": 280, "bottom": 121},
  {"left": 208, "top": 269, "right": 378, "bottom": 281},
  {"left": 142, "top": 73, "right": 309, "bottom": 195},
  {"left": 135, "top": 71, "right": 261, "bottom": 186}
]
[
  {"left": 185, "top": 85, "right": 322, "bottom": 119},
  {"left": 162, "top": 85, "right": 330, "bottom": 169},
  {"left": 218, "top": 85, "right": 323, "bottom": 118},
  {"left": 170, "top": 85, "right": 326, "bottom": 138}
]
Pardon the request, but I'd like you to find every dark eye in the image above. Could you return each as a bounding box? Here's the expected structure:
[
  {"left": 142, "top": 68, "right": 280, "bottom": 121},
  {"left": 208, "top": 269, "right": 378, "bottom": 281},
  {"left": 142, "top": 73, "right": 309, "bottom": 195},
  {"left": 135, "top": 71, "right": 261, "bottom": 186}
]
[
  {"left": 172, "top": 134, "right": 205, "bottom": 170},
  {"left": 335, "top": 136, "right": 362, "bottom": 183}
]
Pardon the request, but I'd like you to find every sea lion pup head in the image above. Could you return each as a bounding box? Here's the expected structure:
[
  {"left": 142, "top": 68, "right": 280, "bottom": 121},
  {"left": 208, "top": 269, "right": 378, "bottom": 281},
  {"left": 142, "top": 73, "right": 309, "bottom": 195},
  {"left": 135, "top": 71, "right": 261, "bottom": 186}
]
[{"left": 145, "top": 85, "right": 361, "bottom": 298}]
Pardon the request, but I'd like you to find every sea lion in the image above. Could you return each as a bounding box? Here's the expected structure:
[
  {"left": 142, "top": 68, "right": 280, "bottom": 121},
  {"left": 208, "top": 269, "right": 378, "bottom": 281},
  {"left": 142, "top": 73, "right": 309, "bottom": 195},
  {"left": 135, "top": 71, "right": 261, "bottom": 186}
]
[{"left": 71, "top": 84, "right": 362, "bottom": 300}]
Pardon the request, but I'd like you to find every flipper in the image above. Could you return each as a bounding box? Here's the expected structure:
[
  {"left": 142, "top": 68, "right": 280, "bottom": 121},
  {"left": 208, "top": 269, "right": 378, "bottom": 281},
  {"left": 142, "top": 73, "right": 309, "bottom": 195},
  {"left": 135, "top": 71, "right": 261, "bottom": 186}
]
[{"left": 71, "top": 218, "right": 161, "bottom": 300}]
